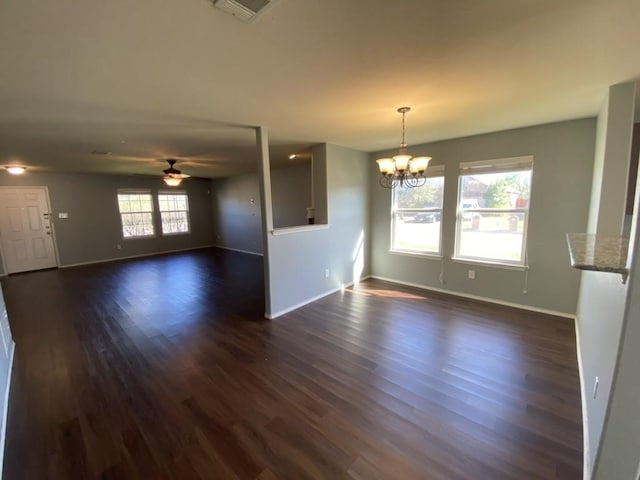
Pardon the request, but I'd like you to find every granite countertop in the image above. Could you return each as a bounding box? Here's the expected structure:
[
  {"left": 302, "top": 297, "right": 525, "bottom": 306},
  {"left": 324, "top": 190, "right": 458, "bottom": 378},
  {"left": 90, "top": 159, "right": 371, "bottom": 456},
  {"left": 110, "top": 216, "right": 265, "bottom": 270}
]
[{"left": 566, "top": 233, "right": 629, "bottom": 280}]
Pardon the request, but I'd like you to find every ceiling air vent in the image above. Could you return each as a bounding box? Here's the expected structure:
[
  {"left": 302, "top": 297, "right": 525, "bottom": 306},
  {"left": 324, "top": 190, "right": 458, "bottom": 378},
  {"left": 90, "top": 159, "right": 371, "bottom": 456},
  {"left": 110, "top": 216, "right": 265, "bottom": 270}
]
[{"left": 213, "top": 0, "right": 278, "bottom": 23}]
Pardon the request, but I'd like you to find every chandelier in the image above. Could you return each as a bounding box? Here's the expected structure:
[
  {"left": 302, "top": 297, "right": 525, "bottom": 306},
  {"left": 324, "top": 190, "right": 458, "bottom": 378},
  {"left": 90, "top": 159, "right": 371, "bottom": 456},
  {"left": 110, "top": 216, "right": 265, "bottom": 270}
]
[{"left": 376, "top": 107, "right": 431, "bottom": 188}]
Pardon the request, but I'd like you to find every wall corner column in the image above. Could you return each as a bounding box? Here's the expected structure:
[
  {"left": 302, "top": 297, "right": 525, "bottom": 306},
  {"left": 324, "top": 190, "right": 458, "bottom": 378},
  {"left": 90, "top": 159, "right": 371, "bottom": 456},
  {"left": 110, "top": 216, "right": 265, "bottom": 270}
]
[{"left": 256, "top": 126, "right": 273, "bottom": 317}]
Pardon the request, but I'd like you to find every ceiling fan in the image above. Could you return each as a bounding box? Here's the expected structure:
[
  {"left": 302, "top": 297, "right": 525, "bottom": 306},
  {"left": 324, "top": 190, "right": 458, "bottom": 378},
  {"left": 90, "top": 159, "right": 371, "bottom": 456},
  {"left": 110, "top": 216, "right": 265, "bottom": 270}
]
[{"left": 162, "top": 159, "right": 190, "bottom": 187}]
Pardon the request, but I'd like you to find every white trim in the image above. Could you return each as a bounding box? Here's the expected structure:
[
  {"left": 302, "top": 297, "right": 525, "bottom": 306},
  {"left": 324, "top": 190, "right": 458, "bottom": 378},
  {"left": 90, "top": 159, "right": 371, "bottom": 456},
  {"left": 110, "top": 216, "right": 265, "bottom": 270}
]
[
  {"left": 157, "top": 189, "right": 187, "bottom": 195},
  {"left": 574, "top": 319, "right": 591, "bottom": 480},
  {"left": 459, "top": 155, "right": 534, "bottom": 173},
  {"left": 60, "top": 245, "right": 217, "bottom": 269},
  {"left": 213, "top": 245, "right": 264, "bottom": 257},
  {"left": 369, "top": 275, "right": 575, "bottom": 319},
  {"left": 267, "top": 281, "right": 357, "bottom": 319},
  {"left": 389, "top": 250, "right": 443, "bottom": 260},
  {"left": 451, "top": 257, "right": 529, "bottom": 271},
  {"left": 270, "top": 224, "right": 329, "bottom": 236},
  {"left": 0, "top": 341, "right": 15, "bottom": 480},
  {"left": 116, "top": 188, "right": 153, "bottom": 195}
]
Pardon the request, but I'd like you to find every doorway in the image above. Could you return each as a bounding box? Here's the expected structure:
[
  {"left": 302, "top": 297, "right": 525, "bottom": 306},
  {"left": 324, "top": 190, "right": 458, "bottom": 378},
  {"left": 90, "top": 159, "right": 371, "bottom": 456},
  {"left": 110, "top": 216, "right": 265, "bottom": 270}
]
[{"left": 0, "top": 187, "right": 58, "bottom": 274}]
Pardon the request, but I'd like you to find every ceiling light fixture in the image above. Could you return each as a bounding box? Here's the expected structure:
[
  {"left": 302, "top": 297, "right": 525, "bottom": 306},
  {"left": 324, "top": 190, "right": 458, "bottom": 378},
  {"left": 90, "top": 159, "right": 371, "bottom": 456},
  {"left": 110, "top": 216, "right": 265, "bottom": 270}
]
[
  {"left": 288, "top": 154, "right": 296, "bottom": 160},
  {"left": 162, "top": 159, "right": 190, "bottom": 187},
  {"left": 5, "top": 166, "right": 26, "bottom": 175},
  {"left": 164, "top": 176, "right": 182, "bottom": 187},
  {"left": 376, "top": 107, "right": 431, "bottom": 188}
]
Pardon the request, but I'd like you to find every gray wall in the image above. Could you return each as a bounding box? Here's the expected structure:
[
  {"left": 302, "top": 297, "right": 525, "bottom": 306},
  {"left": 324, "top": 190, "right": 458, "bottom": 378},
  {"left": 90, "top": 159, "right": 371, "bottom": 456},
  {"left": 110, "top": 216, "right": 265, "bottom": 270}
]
[
  {"left": 211, "top": 163, "right": 313, "bottom": 255},
  {"left": 576, "top": 82, "right": 637, "bottom": 479},
  {"left": 211, "top": 172, "right": 264, "bottom": 255},
  {"left": 271, "top": 163, "right": 312, "bottom": 228},
  {"left": 266, "top": 144, "right": 370, "bottom": 316},
  {"left": 370, "top": 118, "right": 596, "bottom": 315},
  {"left": 594, "top": 181, "right": 640, "bottom": 479},
  {"left": 0, "top": 172, "right": 215, "bottom": 273},
  {"left": 587, "top": 83, "right": 635, "bottom": 235},
  {"left": 312, "top": 144, "right": 328, "bottom": 224}
]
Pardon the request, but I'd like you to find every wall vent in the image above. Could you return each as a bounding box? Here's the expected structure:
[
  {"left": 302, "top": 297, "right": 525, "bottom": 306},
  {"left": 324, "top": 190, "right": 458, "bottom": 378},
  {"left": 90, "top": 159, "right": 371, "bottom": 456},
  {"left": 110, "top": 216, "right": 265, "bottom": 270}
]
[{"left": 213, "top": 0, "right": 278, "bottom": 23}]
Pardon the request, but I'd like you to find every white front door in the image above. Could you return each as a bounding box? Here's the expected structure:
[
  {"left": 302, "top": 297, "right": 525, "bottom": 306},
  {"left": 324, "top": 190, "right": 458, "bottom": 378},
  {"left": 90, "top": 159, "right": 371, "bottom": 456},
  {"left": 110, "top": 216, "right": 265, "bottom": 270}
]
[{"left": 0, "top": 187, "right": 58, "bottom": 274}]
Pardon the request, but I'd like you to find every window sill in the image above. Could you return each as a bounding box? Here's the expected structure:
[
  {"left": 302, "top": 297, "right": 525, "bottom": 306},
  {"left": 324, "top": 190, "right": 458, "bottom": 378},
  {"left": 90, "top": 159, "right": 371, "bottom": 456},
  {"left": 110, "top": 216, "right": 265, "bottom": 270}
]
[
  {"left": 123, "top": 235, "right": 156, "bottom": 240},
  {"left": 390, "top": 250, "right": 442, "bottom": 260},
  {"left": 270, "top": 224, "right": 329, "bottom": 236},
  {"left": 451, "top": 257, "right": 529, "bottom": 271}
]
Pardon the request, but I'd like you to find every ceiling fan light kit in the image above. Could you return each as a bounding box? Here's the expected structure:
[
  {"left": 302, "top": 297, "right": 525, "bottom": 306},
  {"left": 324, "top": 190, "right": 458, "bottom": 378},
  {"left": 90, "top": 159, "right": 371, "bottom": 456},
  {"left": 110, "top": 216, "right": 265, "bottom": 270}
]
[{"left": 162, "top": 159, "right": 190, "bottom": 187}]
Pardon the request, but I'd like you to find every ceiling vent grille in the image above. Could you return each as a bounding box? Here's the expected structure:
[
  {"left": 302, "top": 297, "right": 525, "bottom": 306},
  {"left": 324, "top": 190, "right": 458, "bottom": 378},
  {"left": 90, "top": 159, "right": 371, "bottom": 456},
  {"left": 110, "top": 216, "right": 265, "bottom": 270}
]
[{"left": 213, "top": 0, "right": 278, "bottom": 23}]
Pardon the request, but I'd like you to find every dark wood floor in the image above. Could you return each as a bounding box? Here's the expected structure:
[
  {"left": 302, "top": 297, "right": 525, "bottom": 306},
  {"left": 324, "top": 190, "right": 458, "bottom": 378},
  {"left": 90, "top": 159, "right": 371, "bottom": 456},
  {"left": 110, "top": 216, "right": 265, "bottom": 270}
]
[{"left": 1, "top": 248, "right": 583, "bottom": 479}]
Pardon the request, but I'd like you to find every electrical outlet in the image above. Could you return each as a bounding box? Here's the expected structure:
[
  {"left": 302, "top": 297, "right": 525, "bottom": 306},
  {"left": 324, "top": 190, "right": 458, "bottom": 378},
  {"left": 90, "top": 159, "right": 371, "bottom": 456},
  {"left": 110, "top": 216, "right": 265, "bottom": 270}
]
[
  {"left": 324, "top": 269, "right": 330, "bottom": 278},
  {"left": 116, "top": 244, "right": 122, "bottom": 250},
  {"left": 468, "top": 270, "right": 476, "bottom": 280},
  {"left": 593, "top": 376, "right": 599, "bottom": 399}
]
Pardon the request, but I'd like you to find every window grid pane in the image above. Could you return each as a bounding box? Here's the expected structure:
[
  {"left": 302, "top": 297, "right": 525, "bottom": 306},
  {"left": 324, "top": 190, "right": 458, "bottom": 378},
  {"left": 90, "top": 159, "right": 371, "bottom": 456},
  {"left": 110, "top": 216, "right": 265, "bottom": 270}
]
[
  {"left": 391, "top": 177, "right": 444, "bottom": 255},
  {"left": 158, "top": 194, "right": 190, "bottom": 235},
  {"left": 117, "top": 193, "right": 154, "bottom": 238},
  {"left": 456, "top": 169, "right": 532, "bottom": 264}
]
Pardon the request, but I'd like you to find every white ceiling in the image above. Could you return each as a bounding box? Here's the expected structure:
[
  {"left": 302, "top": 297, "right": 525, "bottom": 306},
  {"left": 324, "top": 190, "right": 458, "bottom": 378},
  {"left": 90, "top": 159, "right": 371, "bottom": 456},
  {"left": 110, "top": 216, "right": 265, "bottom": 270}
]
[{"left": 0, "top": 0, "right": 638, "bottom": 179}]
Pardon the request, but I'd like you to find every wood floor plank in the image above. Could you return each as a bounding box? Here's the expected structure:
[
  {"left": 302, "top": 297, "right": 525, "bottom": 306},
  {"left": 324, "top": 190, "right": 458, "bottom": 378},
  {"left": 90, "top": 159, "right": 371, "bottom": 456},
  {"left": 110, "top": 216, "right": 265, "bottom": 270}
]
[{"left": 1, "top": 248, "right": 583, "bottom": 479}]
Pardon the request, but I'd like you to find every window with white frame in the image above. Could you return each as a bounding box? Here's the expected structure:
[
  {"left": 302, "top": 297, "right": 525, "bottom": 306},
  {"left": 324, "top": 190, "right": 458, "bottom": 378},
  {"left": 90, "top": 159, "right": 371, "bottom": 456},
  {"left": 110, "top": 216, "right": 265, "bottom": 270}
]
[
  {"left": 117, "top": 191, "right": 155, "bottom": 238},
  {"left": 391, "top": 166, "right": 445, "bottom": 255},
  {"left": 454, "top": 156, "right": 533, "bottom": 265},
  {"left": 158, "top": 192, "right": 190, "bottom": 234}
]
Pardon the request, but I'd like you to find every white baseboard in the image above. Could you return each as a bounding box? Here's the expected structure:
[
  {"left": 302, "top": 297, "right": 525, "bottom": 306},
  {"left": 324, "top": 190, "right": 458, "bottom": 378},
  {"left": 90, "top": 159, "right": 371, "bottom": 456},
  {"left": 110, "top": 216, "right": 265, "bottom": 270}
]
[
  {"left": 574, "top": 320, "right": 591, "bottom": 480},
  {"left": 213, "top": 245, "right": 264, "bottom": 257},
  {"left": 60, "top": 244, "right": 217, "bottom": 269},
  {"left": 0, "top": 341, "right": 15, "bottom": 480},
  {"left": 368, "top": 275, "right": 575, "bottom": 319}
]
